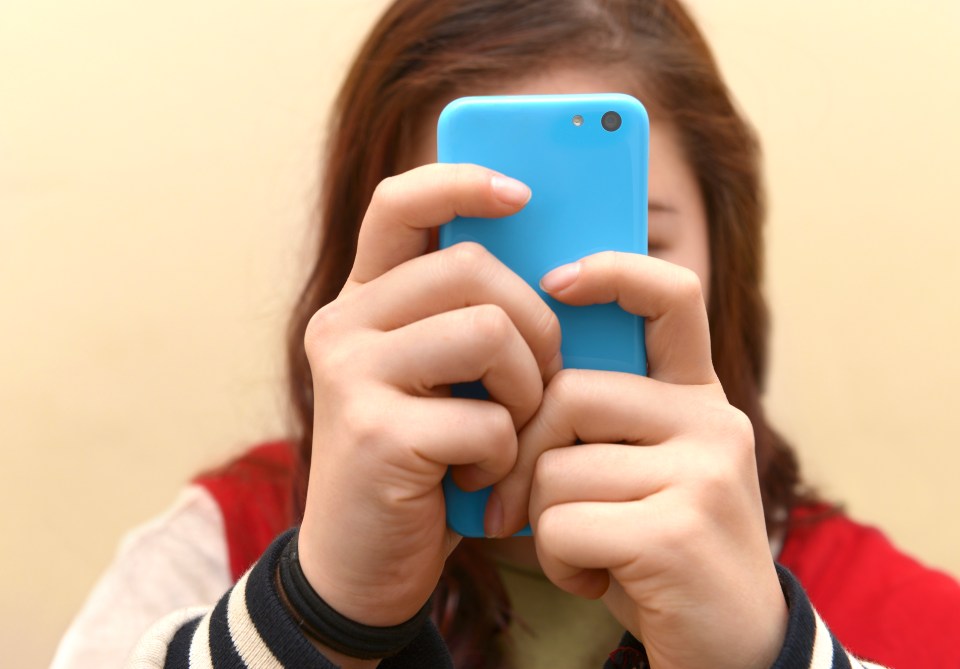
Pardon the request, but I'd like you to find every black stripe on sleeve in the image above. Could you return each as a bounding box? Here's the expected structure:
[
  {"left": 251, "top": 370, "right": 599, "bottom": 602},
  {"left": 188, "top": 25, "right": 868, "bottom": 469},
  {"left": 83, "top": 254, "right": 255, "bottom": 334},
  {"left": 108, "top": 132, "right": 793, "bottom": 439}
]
[
  {"left": 242, "top": 529, "right": 454, "bottom": 668},
  {"left": 163, "top": 616, "right": 202, "bottom": 669},
  {"left": 207, "top": 587, "right": 247, "bottom": 669},
  {"left": 830, "top": 633, "right": 853, "bottom": 669},
  {"left": 770, "top": 564, "right": 817, "bottom": 669}
]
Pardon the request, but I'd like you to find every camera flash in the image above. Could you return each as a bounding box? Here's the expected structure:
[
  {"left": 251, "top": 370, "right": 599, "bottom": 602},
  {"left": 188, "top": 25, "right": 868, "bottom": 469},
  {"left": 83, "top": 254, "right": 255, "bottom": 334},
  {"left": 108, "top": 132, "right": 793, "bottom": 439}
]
[{"left": 572, "top": 114, "right": 583, "bottom": 126}]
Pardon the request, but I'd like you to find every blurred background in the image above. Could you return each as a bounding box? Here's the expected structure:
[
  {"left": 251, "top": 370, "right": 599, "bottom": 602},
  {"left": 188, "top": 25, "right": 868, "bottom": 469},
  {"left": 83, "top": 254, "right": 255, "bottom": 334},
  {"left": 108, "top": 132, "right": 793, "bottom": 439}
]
[{"left": 2, "top": 0, "right": 958, "bottom": 665}]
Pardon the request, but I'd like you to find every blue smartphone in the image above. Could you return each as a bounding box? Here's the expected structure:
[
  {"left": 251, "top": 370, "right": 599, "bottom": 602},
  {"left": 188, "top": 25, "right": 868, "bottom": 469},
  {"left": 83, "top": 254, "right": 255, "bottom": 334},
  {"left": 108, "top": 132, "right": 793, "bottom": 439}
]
[{"left": 437, "top": 93, "right": 649, "bottom": 537}]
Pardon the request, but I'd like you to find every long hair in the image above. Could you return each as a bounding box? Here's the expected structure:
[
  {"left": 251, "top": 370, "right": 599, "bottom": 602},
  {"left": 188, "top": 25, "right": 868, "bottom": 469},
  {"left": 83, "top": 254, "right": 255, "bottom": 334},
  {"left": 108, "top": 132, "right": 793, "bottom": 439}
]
[{"left": 286, "top": 1, "right": 807, "bottom": 666}]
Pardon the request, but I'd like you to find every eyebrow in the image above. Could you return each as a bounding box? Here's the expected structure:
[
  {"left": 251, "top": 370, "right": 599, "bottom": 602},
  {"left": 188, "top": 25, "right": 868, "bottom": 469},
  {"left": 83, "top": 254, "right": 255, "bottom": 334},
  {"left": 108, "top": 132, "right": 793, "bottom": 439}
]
[{"left": 648, "top": 200, "right": 677, "bottom": 214}]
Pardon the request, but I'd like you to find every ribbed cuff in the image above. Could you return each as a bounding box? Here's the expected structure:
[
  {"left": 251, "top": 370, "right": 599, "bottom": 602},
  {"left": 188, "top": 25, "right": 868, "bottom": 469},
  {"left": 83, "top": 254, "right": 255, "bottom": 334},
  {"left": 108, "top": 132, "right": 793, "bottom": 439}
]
[
  {"left": 252, "top": 528, "right": 452, "bottom": 668},
  {"left": 603, "top": 563, "right": 827, "bottom": 669},
  {"left": 769, "top": 563, "right": 823, "bottom": 669}
]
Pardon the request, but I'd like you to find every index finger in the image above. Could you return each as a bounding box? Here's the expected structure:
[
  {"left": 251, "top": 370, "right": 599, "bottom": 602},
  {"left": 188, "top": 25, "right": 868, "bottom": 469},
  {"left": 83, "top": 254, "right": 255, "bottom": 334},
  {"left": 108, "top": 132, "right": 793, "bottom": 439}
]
[
  {"left": 540, "top": 251, "right": 717, "bottom": 385},
  {"left": 348, "top": 163, "right": 532, "bottom": 285}
]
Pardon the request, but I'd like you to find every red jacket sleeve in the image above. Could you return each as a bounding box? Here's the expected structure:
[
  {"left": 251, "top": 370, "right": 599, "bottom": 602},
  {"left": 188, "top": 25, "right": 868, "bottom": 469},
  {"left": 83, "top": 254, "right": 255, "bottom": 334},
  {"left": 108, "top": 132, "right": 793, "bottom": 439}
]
[{"left": 778, "top": 505, "right": 960, "bottom": 668}]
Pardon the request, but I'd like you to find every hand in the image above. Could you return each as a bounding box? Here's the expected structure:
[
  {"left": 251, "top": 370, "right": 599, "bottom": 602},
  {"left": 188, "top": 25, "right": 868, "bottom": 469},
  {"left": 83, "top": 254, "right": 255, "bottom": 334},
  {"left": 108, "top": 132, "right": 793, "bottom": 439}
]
[
  {"left": 297, "top": 165, "right": 562, "bottom": 637},
  {"left": 494, "top": 252, "right": 787, "bottom": 669}
]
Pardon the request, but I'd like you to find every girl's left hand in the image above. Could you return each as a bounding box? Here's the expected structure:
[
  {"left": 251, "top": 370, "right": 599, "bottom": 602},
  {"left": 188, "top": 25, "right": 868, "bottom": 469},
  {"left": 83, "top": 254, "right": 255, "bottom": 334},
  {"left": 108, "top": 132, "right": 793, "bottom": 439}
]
[{"left": 492, "top": 251, "right": 788, "bottom": 669}]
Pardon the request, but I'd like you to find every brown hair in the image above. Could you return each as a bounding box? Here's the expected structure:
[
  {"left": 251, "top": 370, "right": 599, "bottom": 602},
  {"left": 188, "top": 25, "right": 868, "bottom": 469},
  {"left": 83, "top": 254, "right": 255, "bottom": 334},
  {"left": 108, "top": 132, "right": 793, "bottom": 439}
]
[{"left": 286, "top": 1, "right": 807, "bottom": 665}]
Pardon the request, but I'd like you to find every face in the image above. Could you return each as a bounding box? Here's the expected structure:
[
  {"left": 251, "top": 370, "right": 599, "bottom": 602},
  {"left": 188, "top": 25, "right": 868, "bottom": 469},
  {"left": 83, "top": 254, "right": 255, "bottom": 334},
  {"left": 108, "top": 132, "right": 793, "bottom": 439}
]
[{"left": 407, "top": 66, "right": 711, "bottom": 297}]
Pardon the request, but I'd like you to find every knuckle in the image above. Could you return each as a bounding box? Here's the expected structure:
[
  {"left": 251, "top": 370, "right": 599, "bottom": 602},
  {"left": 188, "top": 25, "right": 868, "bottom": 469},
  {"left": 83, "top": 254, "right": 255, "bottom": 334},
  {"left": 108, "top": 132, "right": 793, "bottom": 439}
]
[
  {"left": 448, "top": 240, "right": 493, "bottom": 271},
  {"left": 487, "top": 404, "right": 517, "bottom": 447},
  {"left": 579, "top": 250, "right": 619, "bottom": 285},
  {"left": 724, "top": 407, "right": 756, "bottom": 445},
  {"left": 440, "top": 241, "right": 497, "bottom": 288},
  {"left": 532, "top": 448, "right": 564, "bottom": 492},
  {"left": 304, "top": 305, "right": 373, "bottom": 384},
  {"left": 310, "top": 343, "right": 357, "bottom": 388},
  {"left": 533, "top": 305, "right": 562, "bottom": 361},
  {"left": 450, "top": 162, "right": 481, "bottom": 190},
  {"left": 726, "top": 409, "right": 760, "bottom": 474},
  {"left": 671, "top": 266, "right": 705, "bottom": 305},
  {"left": 706, "top": 403, "right": 756, "bottom": 457},
  {"left": 693, "top": 456, "right": 735, "bottom": 502},
  {"left": 659, "top": 506, "right": 701, "bottom": 553},
  {"left": 369, "top": 175, "right": 402, "bottom": 211},
  {"left": 304, "top": 305, "right": 347, "bottom": 366},
  {"left": 305, "top": 303, "right": 341, "bottom": 342},
  {"left": 535, "top": 504, "right": 565, "bottom": 545},
  {"left": 546, "top": 368, "right": 586, "bottom": 406},
  {"left": 469, "top": 304, "right": 512, "bottom": 343},
  {"left": 342, "top": 400, "right": 394, "bottom": 456},
  {"left": 688, "top": 408, "right": 757, "bottom": 500},
  {"left": 538, "top": 369, "right": 587, "bottom": 439},
  {"left": 592, "top": 249, "right": 619, "bottom": 269}
]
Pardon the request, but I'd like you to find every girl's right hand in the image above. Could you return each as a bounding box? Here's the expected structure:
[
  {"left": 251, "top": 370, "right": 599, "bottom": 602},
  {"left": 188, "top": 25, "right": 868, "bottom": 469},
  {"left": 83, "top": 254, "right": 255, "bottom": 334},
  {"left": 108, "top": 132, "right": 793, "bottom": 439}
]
[{"left": 297, "top": 164, "right": 562, "bottom": 631}]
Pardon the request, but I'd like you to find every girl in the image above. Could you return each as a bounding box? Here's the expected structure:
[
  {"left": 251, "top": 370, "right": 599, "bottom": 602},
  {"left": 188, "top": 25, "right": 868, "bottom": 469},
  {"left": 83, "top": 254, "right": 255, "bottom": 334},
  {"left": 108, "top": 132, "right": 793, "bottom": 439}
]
[{"left": 53, "top": 1, "right": 960, "bottom": 668}]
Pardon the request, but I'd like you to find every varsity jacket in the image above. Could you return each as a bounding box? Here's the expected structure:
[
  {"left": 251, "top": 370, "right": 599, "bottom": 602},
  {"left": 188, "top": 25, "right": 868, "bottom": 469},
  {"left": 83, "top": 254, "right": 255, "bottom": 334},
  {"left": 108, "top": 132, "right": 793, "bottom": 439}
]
[
  {"left": 55, "top": 442, "right": 960, "bottom": 668},
  {"left": 127, "top": 528, "right": 884, "bottom": 669}
]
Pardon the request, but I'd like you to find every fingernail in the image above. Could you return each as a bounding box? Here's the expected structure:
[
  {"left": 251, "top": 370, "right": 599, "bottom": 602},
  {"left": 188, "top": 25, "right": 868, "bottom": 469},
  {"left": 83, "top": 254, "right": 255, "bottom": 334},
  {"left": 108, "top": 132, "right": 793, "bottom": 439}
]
[
  {"left": 491, "top": 175, "right": 532, "bottom": 206},
  {"left": 540, "top": 262, "right": 580, "bottom": 293},
  {"left": 484, "top": 491, "right": 504, "bottom": 538}
]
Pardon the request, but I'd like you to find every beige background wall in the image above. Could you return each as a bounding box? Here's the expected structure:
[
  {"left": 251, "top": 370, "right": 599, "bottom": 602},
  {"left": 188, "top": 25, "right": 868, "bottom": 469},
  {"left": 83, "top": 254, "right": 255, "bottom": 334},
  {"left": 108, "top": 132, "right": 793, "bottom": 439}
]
[{"left": 2, "top": 1, "right": 958, "bottom": 666}]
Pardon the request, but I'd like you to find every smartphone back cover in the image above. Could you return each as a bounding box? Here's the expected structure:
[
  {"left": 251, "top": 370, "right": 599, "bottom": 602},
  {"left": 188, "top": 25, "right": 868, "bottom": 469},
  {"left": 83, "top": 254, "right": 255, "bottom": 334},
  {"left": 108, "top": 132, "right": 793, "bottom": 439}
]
[{"left": 437, "top": 94, "right": 649, "bottom": 537}]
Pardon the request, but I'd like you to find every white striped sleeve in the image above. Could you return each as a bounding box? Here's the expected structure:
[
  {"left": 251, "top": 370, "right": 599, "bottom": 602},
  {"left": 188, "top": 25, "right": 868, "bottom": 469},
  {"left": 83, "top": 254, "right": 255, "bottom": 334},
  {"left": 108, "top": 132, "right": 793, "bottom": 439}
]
[
  {"left": 810, "top": 610, "right": 834, "bottom": 667},
  {"left": 772, "top": 565, "right": 890, "bottom": 669},
  {"left": 53, "top": 486, "right": 233, "bottom": 669},
  {"left": 225, "top": 570, "right": 285, "bottom": 669},
  {"left": 126, "top": 607, "right": 208, "bottom": 668},
  {"left": 186, "top": 608, "right": 214, "bottom": 669},
  {"left": 128, "top": 529, "right": 454, "bottom": 668},
  {"left": 127, "top": 530, "right": 341, "bottom": 668}
]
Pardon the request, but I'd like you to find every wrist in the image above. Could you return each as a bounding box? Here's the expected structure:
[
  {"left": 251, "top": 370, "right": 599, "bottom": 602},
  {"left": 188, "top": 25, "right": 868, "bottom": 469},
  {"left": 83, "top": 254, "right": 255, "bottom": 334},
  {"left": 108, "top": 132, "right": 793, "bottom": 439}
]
[
  {"left": 298, "top": 512, "right": 432, "bottom": 626},
  {"left": 276, "top": 528, "right": 432, "bottom": 661},
  {"left": 741, "top": 563, "right": 790, "bottom": 669}
]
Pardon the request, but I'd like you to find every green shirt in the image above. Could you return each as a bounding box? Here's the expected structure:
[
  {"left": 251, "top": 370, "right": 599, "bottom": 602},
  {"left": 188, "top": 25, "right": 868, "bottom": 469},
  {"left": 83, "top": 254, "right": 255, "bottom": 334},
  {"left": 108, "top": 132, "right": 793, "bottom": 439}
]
[{"left": 496, "top": 561, "right": 625, "bottom": 668}]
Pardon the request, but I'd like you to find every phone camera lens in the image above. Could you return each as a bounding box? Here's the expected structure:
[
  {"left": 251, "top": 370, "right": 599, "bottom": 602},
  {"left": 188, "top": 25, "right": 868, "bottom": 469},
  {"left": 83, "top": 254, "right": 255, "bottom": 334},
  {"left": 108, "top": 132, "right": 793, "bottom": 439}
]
[{"left": 601, "top": 111, "right": 622, "bottom": 132}]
